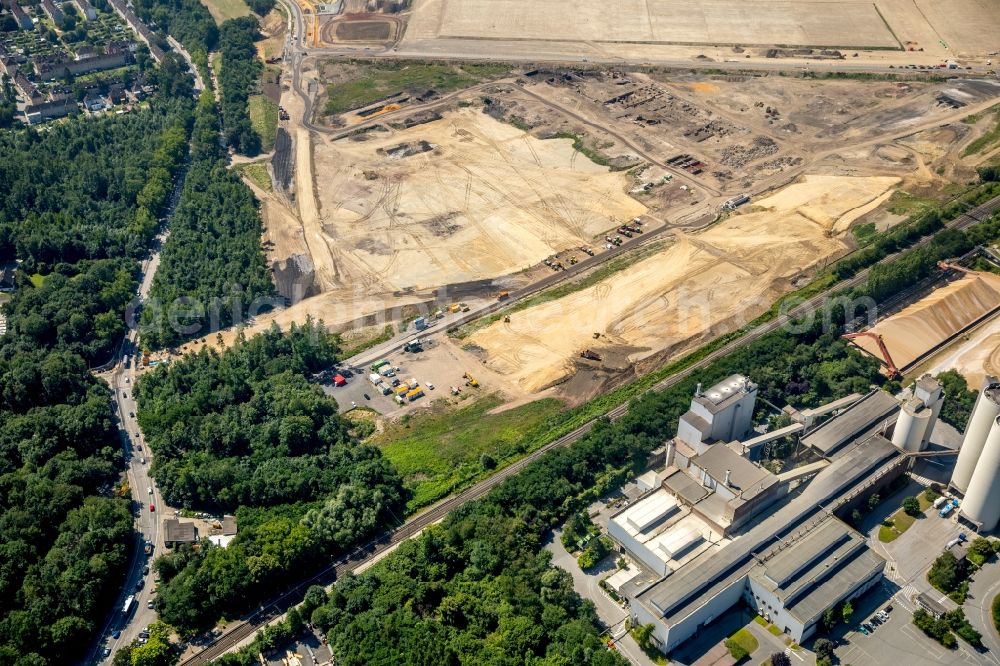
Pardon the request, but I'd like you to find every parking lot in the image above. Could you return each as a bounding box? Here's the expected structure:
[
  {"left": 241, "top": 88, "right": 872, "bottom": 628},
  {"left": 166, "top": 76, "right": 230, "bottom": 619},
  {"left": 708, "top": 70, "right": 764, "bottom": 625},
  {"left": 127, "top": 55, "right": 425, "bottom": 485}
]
[{"left": 322, "top": 336, "right": 492, "bottom": 415}]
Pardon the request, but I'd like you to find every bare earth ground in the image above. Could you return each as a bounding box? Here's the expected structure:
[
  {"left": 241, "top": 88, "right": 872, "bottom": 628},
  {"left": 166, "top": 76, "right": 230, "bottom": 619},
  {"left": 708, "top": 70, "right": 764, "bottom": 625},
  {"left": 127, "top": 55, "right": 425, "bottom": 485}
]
[
  {"left": 220, "top": 66, "right": 1000, "bottom": 407},
  {"left": 399, "top": 0, "right": 1000, "bottom": 61},
  {"left": 467, "top": 175, "right": 900, "bottom": 393},
  {"left": 311, "top": 108, "right": 646, "bottom": 291}
]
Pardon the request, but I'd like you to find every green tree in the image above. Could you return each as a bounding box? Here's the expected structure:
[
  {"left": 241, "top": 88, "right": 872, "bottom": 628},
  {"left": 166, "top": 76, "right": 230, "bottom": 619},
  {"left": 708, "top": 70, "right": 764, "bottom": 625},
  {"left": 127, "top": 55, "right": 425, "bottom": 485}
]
[
  {"left": 841, "top": 600, "right": 854, "bottom": 623},
  {"left": 868, "top": 494, "right": 881, "bottom": 511},
  {"left": 902, "top": 496, "right": 921, "bottom": 516}
]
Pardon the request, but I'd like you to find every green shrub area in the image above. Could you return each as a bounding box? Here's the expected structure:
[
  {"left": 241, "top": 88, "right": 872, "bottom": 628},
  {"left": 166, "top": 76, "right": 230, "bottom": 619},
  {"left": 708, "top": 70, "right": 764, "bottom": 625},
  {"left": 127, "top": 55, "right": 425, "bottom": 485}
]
[
  {"left": 248, "top": 93, "right": 278, "bottom": 152},
  {"left": 324, "top": 61, "right": 509, "bottom": 115},
  {"left": 937, "top": 369, "right": 979, "bottom": 430},
  {"left": 373, "top": 393, "right": 564, "bottom": 511}
]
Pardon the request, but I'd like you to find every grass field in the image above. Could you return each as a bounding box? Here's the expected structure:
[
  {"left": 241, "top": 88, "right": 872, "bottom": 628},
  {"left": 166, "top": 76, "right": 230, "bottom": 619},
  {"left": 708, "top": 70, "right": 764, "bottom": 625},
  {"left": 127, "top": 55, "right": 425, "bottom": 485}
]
[
  {"left": 248, "top": 94, "right": 279, "bottom": 152},
  {"left": 372, "top": 393, "right": 564, "bottom": 511},
  {"left": 234, "top": 161, "right": 272, "bottom": 191},
  {"left": 878, "top": 508, "right": 917, "bottom": 543},
  {"left": 324, "top": 62, "right": 509, "bottom": 115},
  {"left": 964, "top": 107, "right": 1000, "bottom": 157},
  {"left": 200, "top": 0, "right": 251, "bottom": 24}
]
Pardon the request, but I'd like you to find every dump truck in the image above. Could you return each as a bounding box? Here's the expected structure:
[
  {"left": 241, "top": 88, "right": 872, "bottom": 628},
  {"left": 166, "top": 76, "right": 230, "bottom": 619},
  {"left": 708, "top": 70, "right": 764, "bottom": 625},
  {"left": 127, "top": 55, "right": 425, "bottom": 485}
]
[
  {"left": 448, "top": 303, "right": 460, "bottom": 313},
  {"left": 497, "top": 291, "right": 510, "bottom": 301},
  {"left": 580, "top": 349, "right": 602, "bottom": 361},
  {"left": 580, "top": 246, "right": 595, "bottom": 256},
  {"left": 403, "top": 340, "right": 423, "bottom": 353},
  {"left": 406, "top": 388, "right": 425, "bottom": 401}
]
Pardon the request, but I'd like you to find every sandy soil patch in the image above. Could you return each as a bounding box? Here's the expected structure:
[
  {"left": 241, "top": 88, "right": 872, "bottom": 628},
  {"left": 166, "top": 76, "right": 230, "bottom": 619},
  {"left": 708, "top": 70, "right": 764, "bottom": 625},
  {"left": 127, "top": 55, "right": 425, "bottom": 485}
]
[
  {"left": 311, "top": 108, "right": 646, "bottom": 292},
  {"left": 922, "top": 314, "right": 1000, "bottom": 389},
  {"left": 468, "top": 175, "right": 899, "bottom": 393}
]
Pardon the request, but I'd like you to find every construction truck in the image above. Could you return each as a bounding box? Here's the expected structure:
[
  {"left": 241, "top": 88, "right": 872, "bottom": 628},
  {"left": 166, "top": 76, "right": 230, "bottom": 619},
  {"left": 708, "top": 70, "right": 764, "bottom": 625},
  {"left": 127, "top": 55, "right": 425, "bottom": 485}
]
[
  {"left": 497, "top": 291, "right": 510, "bottom": 301},
  {"left": 580, "top": 246, "right": 595, "bottom": 256},
  {"left": 463, "top": 372, "right": 479, "bottom": 388},
  {"left": 406, "top": 388, "right": 425, "bottom": 401},
  {"left": 448, "top": 303, "right": 460, "bottom": 313},
  {"left": 371, "top": 359, "right": 390, "bottom": 372},
  {"left": 580, "top": 349, "right": 602, "bottom": 361}
]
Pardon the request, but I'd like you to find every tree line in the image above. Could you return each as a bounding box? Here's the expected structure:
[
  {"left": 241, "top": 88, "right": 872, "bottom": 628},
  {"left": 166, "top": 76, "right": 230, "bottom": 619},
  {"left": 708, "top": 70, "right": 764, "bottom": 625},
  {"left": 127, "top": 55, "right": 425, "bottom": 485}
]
[
  {"left": 136, "top": 320, "right": 406, "bottom": 632},
  {"left": 217, "top": 17, "right": 264, "bottom": 156}
]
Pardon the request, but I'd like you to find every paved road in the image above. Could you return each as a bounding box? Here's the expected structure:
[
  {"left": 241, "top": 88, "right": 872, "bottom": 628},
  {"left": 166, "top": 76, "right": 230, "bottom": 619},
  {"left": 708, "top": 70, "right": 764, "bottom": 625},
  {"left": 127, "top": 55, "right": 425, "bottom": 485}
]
[
  {"left": 176, "top": 184, "right": 1000, "bottom": 666},
  {"left": 83, "top": 192, "right": 180, "bottom": 665}
]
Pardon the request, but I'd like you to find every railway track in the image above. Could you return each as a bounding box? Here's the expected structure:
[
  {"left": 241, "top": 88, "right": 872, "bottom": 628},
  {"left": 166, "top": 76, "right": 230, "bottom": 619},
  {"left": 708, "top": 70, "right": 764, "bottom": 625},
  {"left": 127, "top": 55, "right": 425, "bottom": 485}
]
[{"left": 179, "top": 193, "right": 1000, "bottom": 665}]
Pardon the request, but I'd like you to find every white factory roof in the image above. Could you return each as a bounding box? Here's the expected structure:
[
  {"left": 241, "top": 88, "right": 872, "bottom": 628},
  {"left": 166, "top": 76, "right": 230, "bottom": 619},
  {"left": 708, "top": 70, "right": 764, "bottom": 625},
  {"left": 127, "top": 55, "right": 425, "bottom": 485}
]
[{"left": 616, "top": 489, "right": 679, "bottom": 536}]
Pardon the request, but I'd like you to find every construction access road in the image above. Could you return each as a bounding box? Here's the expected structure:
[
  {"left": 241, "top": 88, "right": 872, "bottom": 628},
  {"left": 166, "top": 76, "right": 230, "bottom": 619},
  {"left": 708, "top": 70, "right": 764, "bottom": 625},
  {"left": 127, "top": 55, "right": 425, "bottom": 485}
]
[{"left": 176, "top": 189, "right": 1000, "bottom": 666}]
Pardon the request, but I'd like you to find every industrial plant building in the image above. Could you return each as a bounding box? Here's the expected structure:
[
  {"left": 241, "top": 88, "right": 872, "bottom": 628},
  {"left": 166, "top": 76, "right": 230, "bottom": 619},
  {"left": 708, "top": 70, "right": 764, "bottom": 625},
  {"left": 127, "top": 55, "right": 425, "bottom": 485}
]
[{"left": 612, "top": 373, "right": 948, "bottom": 654}]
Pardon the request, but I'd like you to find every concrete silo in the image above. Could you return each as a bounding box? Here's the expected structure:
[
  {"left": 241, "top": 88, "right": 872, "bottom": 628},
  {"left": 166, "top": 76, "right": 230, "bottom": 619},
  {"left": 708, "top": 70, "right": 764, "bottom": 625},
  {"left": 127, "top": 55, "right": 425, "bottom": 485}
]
[
  {"left": 891, "top": 398, "right": 933, "bottom": 453},
  {"left": 959, "top": 415, "right": 1000, "bottom": 531},
  {"left": 952, "top": 378, "right": 1000, "bottom": 493}
]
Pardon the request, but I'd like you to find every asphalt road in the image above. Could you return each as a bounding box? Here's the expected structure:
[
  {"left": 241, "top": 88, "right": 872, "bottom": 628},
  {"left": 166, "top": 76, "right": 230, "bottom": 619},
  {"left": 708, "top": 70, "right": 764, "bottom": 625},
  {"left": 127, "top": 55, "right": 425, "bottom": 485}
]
[
  {"left": 176, "top": 187, "right": 1000, "bottom": 665},
  {"left": 83, "top": 202, "right": 178, "bottom": 664}
]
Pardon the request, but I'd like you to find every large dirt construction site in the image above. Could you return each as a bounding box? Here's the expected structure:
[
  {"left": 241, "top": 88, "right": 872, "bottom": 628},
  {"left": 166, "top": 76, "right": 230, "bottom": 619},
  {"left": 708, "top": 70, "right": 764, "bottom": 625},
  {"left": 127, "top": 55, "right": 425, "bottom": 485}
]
[
  {"left": 309, "top": 108, "right": 645, "bottom": 292},
  {"left": 468, "top": 175, "right": 899, "bottom": 393}
]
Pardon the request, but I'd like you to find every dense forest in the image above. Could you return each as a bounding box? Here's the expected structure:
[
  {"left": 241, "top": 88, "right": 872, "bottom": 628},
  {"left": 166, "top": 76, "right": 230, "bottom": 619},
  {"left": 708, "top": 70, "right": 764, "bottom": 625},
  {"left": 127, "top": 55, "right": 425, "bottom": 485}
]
[
  {"left": 0, "top": 72, "right": 195, "bottom": 662},
  {"left": 137, "top": 321, "right": 406, "bottom": 631},
  {"left": 0, "top": 100, "right": 189, "bottom": 270},
  {"left": 131, "top": 0, "right": 218, "bottom": 55},
  {"left": 217, "top": 17, "right": 264, "bottom": 156},
  {"left": 141, "top": 82, "right": 273, "bottom": 349}
]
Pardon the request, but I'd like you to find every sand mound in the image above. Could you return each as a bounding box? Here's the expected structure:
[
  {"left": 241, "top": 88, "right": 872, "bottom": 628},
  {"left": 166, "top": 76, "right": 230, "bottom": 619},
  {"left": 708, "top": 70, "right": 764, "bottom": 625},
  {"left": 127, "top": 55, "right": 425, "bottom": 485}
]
[
  {"left": 468, "top": 175, "right": 899, "bottom": 393},
  {"left": 855, "top": 271, "right": 1000, "bottom": 371}
]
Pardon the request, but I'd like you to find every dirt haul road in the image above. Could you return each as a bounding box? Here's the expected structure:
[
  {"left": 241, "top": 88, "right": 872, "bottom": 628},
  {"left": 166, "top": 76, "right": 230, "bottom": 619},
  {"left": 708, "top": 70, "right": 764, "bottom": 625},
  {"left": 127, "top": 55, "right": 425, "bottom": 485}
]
[{"left": 469, "top": 175, "right": 900, "bottom": 392}]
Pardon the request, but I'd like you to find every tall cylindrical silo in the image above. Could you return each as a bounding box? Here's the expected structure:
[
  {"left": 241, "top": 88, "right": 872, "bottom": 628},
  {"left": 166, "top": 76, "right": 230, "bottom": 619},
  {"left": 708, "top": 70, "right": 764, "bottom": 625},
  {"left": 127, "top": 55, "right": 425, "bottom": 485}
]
[
  {"left": 892, "top": 404, "right": 931, "bottom": 453},
  {"left": 960, "top": 415, "right": 1000, "bottom": 531},
  {"left": 952, "top": 381, "right": 1000, "bottom": 493}
]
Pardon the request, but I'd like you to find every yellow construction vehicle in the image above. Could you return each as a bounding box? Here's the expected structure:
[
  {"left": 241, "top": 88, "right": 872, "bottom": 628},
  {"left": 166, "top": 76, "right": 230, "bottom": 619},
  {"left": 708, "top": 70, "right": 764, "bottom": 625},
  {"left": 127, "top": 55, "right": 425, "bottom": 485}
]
[{"left": 463, "top": 372, "right": 479, "bottom": 388}]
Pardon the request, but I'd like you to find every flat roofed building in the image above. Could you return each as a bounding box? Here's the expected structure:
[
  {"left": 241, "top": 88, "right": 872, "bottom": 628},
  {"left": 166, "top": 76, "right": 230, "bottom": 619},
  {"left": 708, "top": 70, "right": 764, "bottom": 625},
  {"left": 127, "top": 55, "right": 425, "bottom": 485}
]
[
  {"left": 608, "top": 489, "right": 726, "bottom": 576},
  {"left": 623, "top": 435, "right": 900, "bottom": 654},
  {"left": 800, "top": 389, "right": 899, "bottom": 456},
  {"left": 163, "top": 518, "right": 198, "bottom": 547},
  {"left": 747, "top": 516, "right": 885, "bottom": 640}
]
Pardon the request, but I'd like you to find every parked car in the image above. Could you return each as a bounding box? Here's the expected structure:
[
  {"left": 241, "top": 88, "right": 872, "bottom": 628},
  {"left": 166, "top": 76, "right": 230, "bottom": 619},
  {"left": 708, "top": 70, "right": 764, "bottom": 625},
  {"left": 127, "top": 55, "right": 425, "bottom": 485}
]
[
  {"left": 112, "top": 630, "right": 121, "bottom": 639},
  {"left": 149, "top": 504, "right": 155, "bottom": 512},
  {"left": 147, "top": 600, "right": 154, "bottom": 609},
  {"left": 859, "top": 625, "right": 870, "bottom": 635},
  {"left": 103, "top": 647, "right": 112, "bottom": 659}
]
